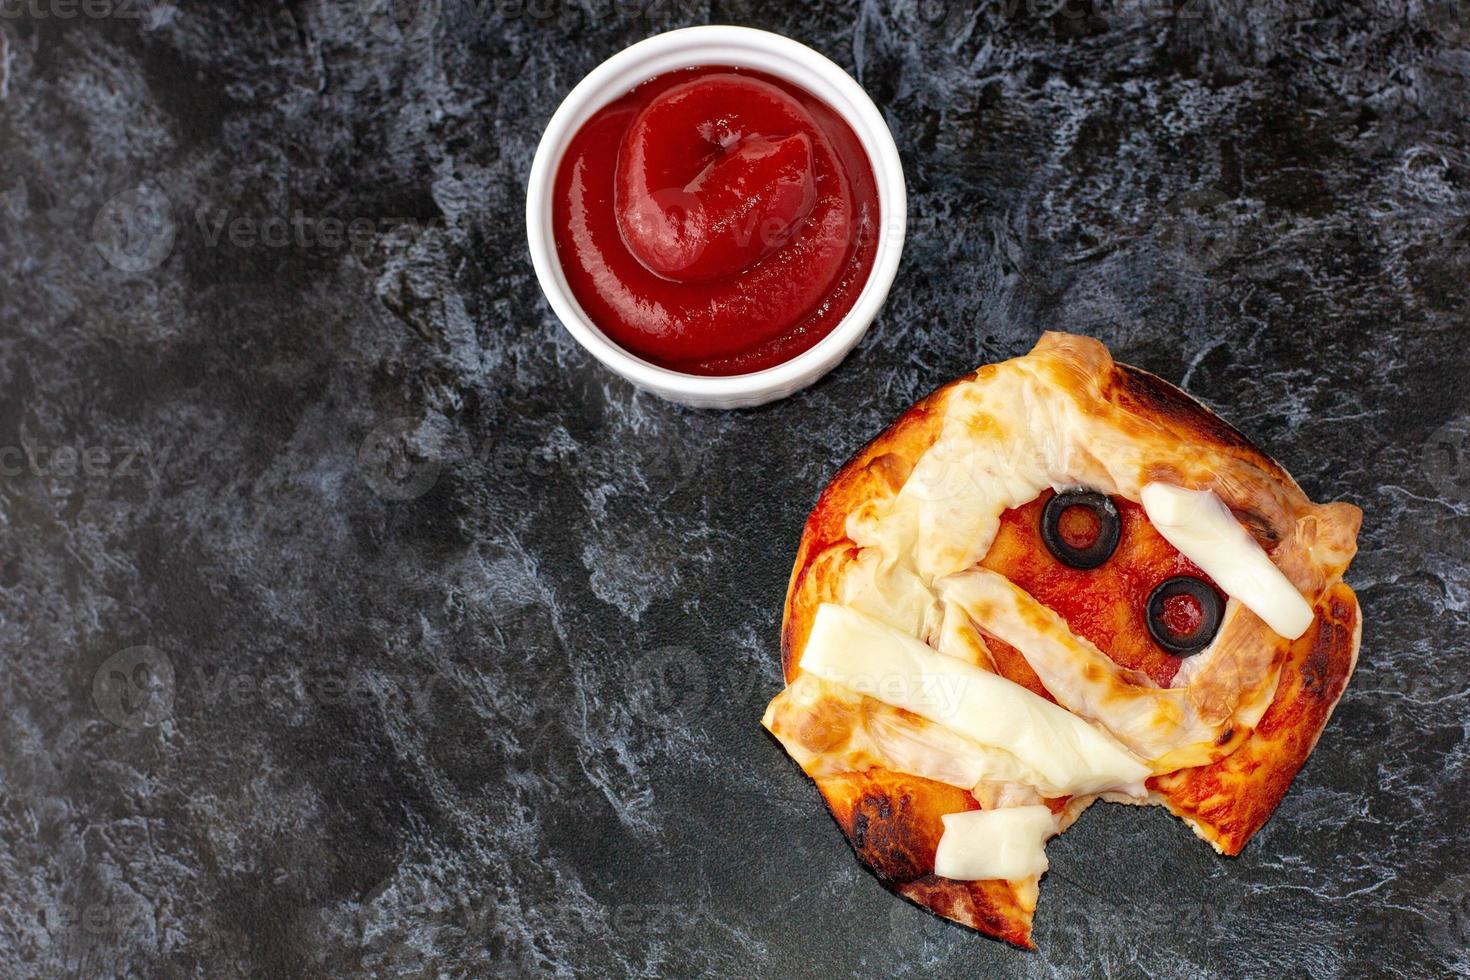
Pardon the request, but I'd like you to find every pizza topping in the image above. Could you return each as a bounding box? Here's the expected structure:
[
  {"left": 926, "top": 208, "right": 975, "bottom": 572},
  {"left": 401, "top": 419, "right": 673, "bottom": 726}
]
[
  {"left": 981, "top": 492, "right": 1215, "bottom": 688},
  {"left": 933, "top": 805, "right": 1055, "bottom": 881},
  {"left": 1146, "top": 576, "right": 1223, "bottom": 654},
  {"left": 1057, "top": 505, "right": 1100, "bottom": 549},
  {"left": 764, "top": 335, "right": 1363, "bottom": 945},
  {"left": 795, "top": 603, "right": 1152, "bottom": 796},
  {"left": 1040, "top": 489, "right": 1120, "bottom": 569},
  {"left": 939, "top": 568, "right": 1259, "bottom": 766},
  {"left": 762, "top": 674, "right": 1064, "bottom": 793},
  {"left": 1139, "top": 482, "right": 1314, "bottom": 640}
]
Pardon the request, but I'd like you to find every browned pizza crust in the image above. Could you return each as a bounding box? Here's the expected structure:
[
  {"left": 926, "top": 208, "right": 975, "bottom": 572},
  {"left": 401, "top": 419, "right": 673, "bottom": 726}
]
[
  {"left": 815, "top": 770, "right": 1040, "bottom": 949},
  {"left": 776, "top": 333, "right": 1362, "bottom": 947},
  {"left": 1149, "top": 580, "right": 1360, "bottom": 854}
]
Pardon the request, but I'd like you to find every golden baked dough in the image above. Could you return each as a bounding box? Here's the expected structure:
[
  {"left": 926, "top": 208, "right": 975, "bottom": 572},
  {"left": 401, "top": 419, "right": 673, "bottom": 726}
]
[{"left": 762, "top": 333, "right": 1362, "bottom": 948}]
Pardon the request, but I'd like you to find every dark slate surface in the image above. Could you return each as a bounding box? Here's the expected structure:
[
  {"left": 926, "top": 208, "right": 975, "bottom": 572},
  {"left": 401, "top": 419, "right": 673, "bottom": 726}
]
[{"left": 1, "top": 1, "right": 1468, "bottom": 976}]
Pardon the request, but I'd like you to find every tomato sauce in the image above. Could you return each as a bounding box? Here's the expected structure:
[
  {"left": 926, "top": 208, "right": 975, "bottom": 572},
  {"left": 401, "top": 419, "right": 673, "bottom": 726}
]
[
  {"left": 979, "top": 490, "right": 1226, "bottom": 688},
  {"left": 552, "top": 66, "right": 880, "bottom": 376}
]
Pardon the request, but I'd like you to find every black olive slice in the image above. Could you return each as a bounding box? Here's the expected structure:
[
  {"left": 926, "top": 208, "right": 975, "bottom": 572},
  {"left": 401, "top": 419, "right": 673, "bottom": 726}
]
[
  {"left": 1146, "top": 576, "right": 1223, "bottom": 655},
  {"left": 1041, "top": 490, "right": 1121, "bottom": 570}
]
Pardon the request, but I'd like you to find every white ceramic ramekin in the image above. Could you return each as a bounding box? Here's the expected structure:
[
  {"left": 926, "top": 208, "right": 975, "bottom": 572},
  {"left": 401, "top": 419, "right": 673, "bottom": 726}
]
[{"left": 525, "top": 26, "right": 907, "bottom": 409}]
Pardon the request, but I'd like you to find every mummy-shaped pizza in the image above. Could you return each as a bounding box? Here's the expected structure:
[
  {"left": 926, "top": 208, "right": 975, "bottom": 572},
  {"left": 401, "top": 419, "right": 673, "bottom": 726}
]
[{"left": 762, "top": 333, "right": 1362, "bottom": 948}]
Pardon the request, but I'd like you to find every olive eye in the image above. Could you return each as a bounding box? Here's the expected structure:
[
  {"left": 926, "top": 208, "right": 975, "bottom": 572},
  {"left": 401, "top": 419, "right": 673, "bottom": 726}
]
[
  {"left": 1146, "top": 576, "right": 1223, "bottom": 655},
  {"left": 1041, "top": 490, "right": 1121, "bottom": 570}
]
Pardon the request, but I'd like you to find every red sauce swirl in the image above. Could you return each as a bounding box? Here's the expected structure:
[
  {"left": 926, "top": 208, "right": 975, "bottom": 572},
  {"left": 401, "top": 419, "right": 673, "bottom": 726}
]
[{"left": 552, "top": 66, "right": 880, "bottom": 376}]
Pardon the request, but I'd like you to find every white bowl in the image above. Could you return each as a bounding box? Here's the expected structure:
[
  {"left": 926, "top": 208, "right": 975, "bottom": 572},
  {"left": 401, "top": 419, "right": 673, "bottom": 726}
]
[{"left": 525, "top": 26, "right": 907, "bottom": 409}]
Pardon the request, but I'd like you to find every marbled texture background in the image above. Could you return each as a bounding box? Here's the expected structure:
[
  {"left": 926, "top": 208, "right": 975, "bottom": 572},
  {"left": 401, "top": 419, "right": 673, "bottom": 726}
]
[{"left": 1, "top": 0, "right": 1467, "bottom": 976}]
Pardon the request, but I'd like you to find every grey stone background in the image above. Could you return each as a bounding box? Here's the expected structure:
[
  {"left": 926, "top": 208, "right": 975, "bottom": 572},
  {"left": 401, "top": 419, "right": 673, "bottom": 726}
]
[{"left": 1, "top": 0, "right": 1468, "bottom": 976}]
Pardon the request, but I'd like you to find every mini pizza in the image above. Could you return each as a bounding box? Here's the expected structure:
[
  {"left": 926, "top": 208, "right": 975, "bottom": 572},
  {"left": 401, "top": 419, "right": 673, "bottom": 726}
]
[{"left": 761, "top": 333, "right": 1362, "bottom": 948}]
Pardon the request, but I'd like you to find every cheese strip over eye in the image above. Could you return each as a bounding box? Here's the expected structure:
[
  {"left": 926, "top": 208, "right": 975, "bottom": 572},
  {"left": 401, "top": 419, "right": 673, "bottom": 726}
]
[
  {"left": 933, "top": 805, "right": 1055, "bottom": 881},
  {"left": 797, "top": 603, "right": 1151, "bottom": 797},
  {"left": 939, "top": 568, "right": 1245, "bottom": 765},
  {"left": 1140, "top": 483, "right": 1314, "bottom": 640}
]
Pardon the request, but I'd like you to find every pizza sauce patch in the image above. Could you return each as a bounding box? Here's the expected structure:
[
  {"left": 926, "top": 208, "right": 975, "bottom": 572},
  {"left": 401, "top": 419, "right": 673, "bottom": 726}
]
[{"left": 978, "top": 490, "right": 1224, "bottom": 688}]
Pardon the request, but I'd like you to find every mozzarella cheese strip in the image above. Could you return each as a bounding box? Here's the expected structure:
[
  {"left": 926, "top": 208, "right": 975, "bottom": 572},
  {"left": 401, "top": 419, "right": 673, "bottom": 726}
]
[
  {"left": 933, "top": 806, "right": 1055, "bottom": 881},
  {"left": 851, "top": 367, "right": 1054, "bottom": 581},
  {"left": 762, "top": 674, "right": 1067, "bottom": 795},
  {"left": 939, "top": 568, "right": 1237, "bottom": 766},
  {"left": 797, "top": 603, "right": 1151, "bottom": 796},
  {"left": 1140, "top": 483, "right": 1314, "bottom": 640}
]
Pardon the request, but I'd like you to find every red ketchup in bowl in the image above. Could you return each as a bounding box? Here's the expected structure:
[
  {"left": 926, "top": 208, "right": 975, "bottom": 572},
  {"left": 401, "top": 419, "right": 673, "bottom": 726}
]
[{"left": 552, "top": 66, "right": 881, "bottom": 377}]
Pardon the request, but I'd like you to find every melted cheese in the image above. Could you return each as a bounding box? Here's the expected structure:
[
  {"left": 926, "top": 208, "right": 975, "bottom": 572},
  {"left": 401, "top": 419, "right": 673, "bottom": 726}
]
[
  {"left": 761, "top": 674, "right": 1066, "bottom": 795},
  {"left": 769, "top": 339, "right": 1321, "bottom": 820},
  {"left": 851, "top": 368, "right": 1053, "bottom": 581},
  {"left": 1140, "top": 483, "right": 1313, "bottom": 640},
  {"left": 835, "top": 547, "right": 941, "bottom": 642},
  {"left": 797, "top": 604, "right": 1151, "bottom": 796},
  {"left": 933, "top": 805, "right": 1055, "bottom": 881},
  {"left": 939, "top": 567, "right": 1226, "bottom": 764}
]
